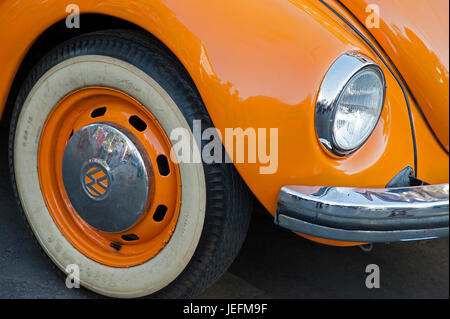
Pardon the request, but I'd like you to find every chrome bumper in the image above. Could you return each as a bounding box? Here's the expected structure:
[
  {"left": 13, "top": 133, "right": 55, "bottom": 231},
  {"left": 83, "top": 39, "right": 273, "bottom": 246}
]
[{"left": 275, "top": 184, "right": 449, "bottom": 242}]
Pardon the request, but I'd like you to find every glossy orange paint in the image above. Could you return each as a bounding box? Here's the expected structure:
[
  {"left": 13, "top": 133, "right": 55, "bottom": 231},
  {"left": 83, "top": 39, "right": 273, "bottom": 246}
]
[
  {"left": 339, "top": 0, "right": 450, "bottom": 152},
  {"left": 412, "top": 95, "right": 450, "bottom": 184},
  {"left": 0, "top": 0, "right": 447, "bottom": 247},
  {"left": 38, "top": 87, "right": 181, "bottom": 267},
  {"left": 325, "top": 0, "right": 449, "bottom": 181}
]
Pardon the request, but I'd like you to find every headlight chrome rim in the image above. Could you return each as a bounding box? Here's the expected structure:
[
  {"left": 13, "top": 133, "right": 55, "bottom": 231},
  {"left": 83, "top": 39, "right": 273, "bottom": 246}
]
[{"left": 315, "top": 52, "right": 386, "bottom": 156}]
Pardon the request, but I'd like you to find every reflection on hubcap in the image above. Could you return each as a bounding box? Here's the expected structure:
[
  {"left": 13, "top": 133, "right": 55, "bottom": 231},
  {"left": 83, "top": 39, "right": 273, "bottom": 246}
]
[{"left": 62, "top": 123, "right": 152, "bottom": 233}]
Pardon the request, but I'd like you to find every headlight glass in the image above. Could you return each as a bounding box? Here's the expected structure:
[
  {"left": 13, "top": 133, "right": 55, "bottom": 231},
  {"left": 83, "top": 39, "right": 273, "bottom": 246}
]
[
  {"left": 332, "top": 68, "right": 384, "bottom": 152},
  {"left": 315, "top": 52, "right": 386, "bottom": 156}
]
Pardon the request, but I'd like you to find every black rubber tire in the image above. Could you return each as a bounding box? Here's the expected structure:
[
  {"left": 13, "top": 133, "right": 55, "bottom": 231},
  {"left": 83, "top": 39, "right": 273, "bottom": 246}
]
[{"left": 9, "top": 29, "right": 253, "bottom": 298}]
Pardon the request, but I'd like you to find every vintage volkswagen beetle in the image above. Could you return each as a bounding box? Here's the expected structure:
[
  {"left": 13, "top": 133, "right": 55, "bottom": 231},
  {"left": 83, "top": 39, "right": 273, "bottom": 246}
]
[{"left": 0, "top": 0, "right": 448, "bottom": 298}]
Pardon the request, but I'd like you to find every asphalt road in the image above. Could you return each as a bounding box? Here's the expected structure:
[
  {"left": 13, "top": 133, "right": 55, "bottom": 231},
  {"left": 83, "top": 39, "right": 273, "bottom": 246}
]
[{"left": 0, "top": 131, "right": 448, "bottom": 299}]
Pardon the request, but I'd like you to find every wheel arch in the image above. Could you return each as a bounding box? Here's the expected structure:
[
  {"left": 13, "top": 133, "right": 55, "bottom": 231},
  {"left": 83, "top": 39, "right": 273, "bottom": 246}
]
[{"left": 1, "top": 13, "right": 195, "bottom": 128}]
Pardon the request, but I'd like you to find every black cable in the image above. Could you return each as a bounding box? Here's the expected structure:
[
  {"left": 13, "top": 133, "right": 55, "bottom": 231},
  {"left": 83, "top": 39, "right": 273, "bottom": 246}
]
[
  {"left": 319, "top": 0, "right": 418, "bottom": 176},
  {"left": 336, "top": 0, "right": 448, "bottom": 156}
]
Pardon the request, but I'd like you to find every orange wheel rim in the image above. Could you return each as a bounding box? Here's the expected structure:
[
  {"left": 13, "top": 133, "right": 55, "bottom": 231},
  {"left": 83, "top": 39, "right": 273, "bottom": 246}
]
[{"left": 38, "top": 87, "right": 181, "bottom": 268}]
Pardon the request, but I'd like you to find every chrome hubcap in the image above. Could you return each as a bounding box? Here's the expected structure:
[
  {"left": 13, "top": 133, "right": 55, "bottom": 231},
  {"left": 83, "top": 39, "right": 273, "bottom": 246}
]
[{"left": 62, "top": 123, "right": 152, "bottom": 233}]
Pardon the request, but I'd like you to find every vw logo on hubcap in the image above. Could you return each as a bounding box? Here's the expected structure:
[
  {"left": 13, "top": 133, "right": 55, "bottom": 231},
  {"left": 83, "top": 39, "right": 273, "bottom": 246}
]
[{"left": 81, "top": 162, "right": 111, "bottom": 200}]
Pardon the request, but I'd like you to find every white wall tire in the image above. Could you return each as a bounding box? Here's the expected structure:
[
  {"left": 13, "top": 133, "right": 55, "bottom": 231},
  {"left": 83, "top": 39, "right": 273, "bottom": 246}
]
[{"left": 9, "top": 30, "right": 252, "bottom": 298}]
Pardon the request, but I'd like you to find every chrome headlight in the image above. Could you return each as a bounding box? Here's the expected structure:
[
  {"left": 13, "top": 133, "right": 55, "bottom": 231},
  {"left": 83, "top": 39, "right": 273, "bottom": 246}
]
[{"left": 315, "top": 52, "right": 386, "bottom": 156}]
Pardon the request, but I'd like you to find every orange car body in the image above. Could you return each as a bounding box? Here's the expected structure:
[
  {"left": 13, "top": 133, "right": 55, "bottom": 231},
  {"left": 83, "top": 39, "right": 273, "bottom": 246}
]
[{"left": 0, "top": 0, "right": 448, "bottom": 246}]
